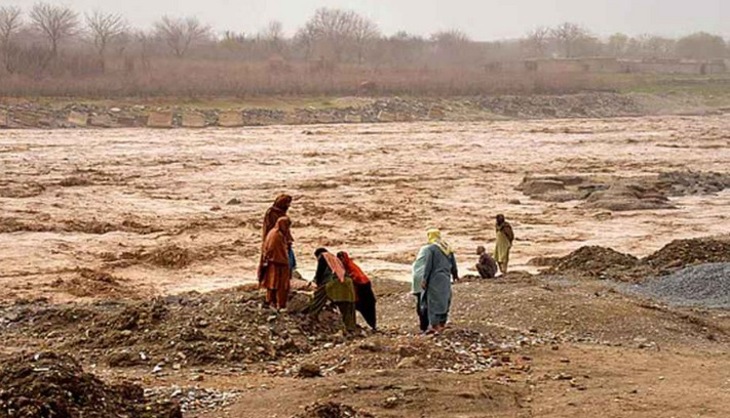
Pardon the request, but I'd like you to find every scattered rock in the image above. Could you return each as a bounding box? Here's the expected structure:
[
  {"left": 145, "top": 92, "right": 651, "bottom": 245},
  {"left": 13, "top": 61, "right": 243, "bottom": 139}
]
[
  {"left": 298, "top": 363, "right": 322, "bottom": 378},
  {"left": 293, "top": 402, "right": 374, "bottom": 418},
  {"left": 0, "top": 352, "right": 181, "bottom": 418},
  {"left": 146, "top": 386, "right": 239, "bottom": 414},
  {"left": 226, "top": 198, "right": 242, "bottom": 205}
]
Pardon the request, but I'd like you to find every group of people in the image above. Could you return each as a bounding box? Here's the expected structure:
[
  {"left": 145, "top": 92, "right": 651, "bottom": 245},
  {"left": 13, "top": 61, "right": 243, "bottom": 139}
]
[
  {"left": 257, "top": 194, "right": 377, "bottom": 334},
  {"left": 409, "top": 215, "right": 513, "bottom": 334},
  {"left": 256, "top": 194, "right": 514, "bottom": 335}
]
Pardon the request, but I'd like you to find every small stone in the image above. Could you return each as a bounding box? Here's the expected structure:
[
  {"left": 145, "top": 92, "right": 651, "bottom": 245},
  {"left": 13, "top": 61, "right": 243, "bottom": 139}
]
[
  {"left": 398, "top": 345, "right": 418, "bottom": 358},
  {"left": 298, "top": 363, "right": 322, "bottom": 378},
  {"left": 358, "top": 342, "right": 380, "bottom": 352},
  {"left": 383, "top": 396, "right": 400, "bottom": 409}
]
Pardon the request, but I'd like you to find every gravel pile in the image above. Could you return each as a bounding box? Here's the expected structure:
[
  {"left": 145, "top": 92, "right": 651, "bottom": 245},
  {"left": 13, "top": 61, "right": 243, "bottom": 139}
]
[{"left": 635, "top": 263, "right": 730, "bottom": 308}]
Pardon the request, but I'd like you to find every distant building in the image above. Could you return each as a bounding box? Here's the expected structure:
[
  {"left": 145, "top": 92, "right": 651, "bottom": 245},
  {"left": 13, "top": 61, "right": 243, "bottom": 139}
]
[{"left": 488, "top": 57, "right": 728, "bottom": 75}]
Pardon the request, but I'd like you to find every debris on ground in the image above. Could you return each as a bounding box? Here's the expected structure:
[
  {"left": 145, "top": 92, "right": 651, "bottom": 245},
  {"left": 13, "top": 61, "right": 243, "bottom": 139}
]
[
  {"left": 145, "top": 386, "right": 240, "bottom": 414},
  {"left": 293, "top": 402, "right": 375, "bottom": 418},
  {"left": 0, "top": 351, "right": 181, "bottom": 418},
  {"left": 0, "top": 290, "right": 345, "bottom": 370},
  {"left": 295, "top": 328, "right": 530, "bottom": 376}
]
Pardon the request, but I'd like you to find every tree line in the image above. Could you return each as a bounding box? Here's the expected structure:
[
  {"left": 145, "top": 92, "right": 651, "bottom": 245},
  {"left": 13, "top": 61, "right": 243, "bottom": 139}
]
[{"left": 0, "top": 3, "right": 728, "bottom": 96}]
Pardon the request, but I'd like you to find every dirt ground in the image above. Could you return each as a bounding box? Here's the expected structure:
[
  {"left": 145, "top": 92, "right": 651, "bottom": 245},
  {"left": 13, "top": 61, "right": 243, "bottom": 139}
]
[{"left": 1, "top": 115, "right": 730, "bottom": 417}]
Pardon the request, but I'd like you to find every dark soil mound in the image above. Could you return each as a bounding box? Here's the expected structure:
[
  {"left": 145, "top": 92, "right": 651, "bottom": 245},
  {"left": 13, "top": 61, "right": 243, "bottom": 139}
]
[
  {"left": 547, "top": 237, "right": 730, "bottom": 283},
  {"left": 549, "top": 246, "right": 640, "bottom": 280},
  {"left": 644, "top": 238, "right": 730, "bottom": 271},
  {"left": 1, "top": 290, "right": 344, "bottom": 371},
  {"left": 0, "top": 352, "right": 180, "bottom": 418},
  {"left": 293, "top": 402, "right": 375, "bottom": 418}
]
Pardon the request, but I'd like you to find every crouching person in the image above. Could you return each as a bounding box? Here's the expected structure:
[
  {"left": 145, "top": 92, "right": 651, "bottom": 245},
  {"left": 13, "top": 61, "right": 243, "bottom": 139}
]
[{"left": 308, "top": 248, "right": 357, "bottom": 334}]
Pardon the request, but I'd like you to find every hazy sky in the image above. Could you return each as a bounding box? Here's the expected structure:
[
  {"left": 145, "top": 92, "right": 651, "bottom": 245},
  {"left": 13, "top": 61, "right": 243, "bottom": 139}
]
[{"left": 6, "top": 0, "right": 729, "bottom": 40}]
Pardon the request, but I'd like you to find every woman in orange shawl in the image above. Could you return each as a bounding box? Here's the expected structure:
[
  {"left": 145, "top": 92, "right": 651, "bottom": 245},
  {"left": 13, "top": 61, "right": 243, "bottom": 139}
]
[
  {"left": 258, "top": 194, "right": 296, "bottom": 282},
  {"left": 338, "top": 251, "right": 377, "bottom": 330},
  {"left": 260, "top": 217, "right": 292, "bottom": 311}
]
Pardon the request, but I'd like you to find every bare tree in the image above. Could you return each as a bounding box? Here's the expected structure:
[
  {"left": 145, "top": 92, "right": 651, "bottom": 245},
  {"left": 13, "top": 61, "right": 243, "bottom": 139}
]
[
  {"left": 154, "top": 16, "right": 210, "bottom": 58},
  {"left": 351, "top": 14, "right": 379, "bottom": 64},
  {"left": 86, "top": 10, "right": 128, "bottom": 71},
  {"left": 430, "top": 29, "right": 471, "bottom": 45},
  {"left": 430, "top": 29, "right": 473, "bottom": 64},
  {"left": 29, "top": 2, "right": 79, "bottom": 57},
  {"left": 134, "top": 30, "right": 153, "bottom": 71},
  {"left": 0, "top": 6, "right": 23, "bottom": 71},
  {"left": 0, "top": 6, "right": 22, "bottom": 49},
  {"left": 632, "top": 34, "right": 676, "bottom": 59},
  {"left": 258, "top": 20, "right": 285, "bottom": 54},
  {"left": 523, "top": 27, "right": 551, "bottom": 58},
  {"left": 552, "top": 22, "right": 589, "bottom": 58},
  {"left": 260, "top": 21, "right": 283, "bottom": 42},
  {"left": 300, "top": 8, "right": 365, "bottom": 62},
  {"left": 607, "top": 33, "right": 629, "bottom": 57}
]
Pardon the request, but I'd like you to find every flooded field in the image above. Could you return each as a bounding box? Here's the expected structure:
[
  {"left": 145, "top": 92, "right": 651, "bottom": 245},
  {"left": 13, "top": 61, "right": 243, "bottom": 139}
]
[{"left": 1, "top": 115, "right": 730, "bottom": 302}]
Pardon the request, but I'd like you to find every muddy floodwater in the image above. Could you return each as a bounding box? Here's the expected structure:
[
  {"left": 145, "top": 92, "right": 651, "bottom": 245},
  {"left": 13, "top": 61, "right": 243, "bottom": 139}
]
[{"left": 1, "top": 115, "right": 729, "bottom": 302}]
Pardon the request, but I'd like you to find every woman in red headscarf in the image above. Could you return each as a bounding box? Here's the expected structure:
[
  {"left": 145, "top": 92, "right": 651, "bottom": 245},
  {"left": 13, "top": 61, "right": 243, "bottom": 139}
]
[
  {"left": 260, "top": 217, "right": 292, "bottom": 311},
  {"left": 337, "top": 251, "right": 377, "bottom": 330}
]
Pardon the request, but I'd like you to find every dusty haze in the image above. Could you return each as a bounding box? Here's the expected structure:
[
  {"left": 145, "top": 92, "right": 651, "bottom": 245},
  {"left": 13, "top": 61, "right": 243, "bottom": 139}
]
[{"left": 2, "top": 0, "right": 729, "bottom": 39}]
